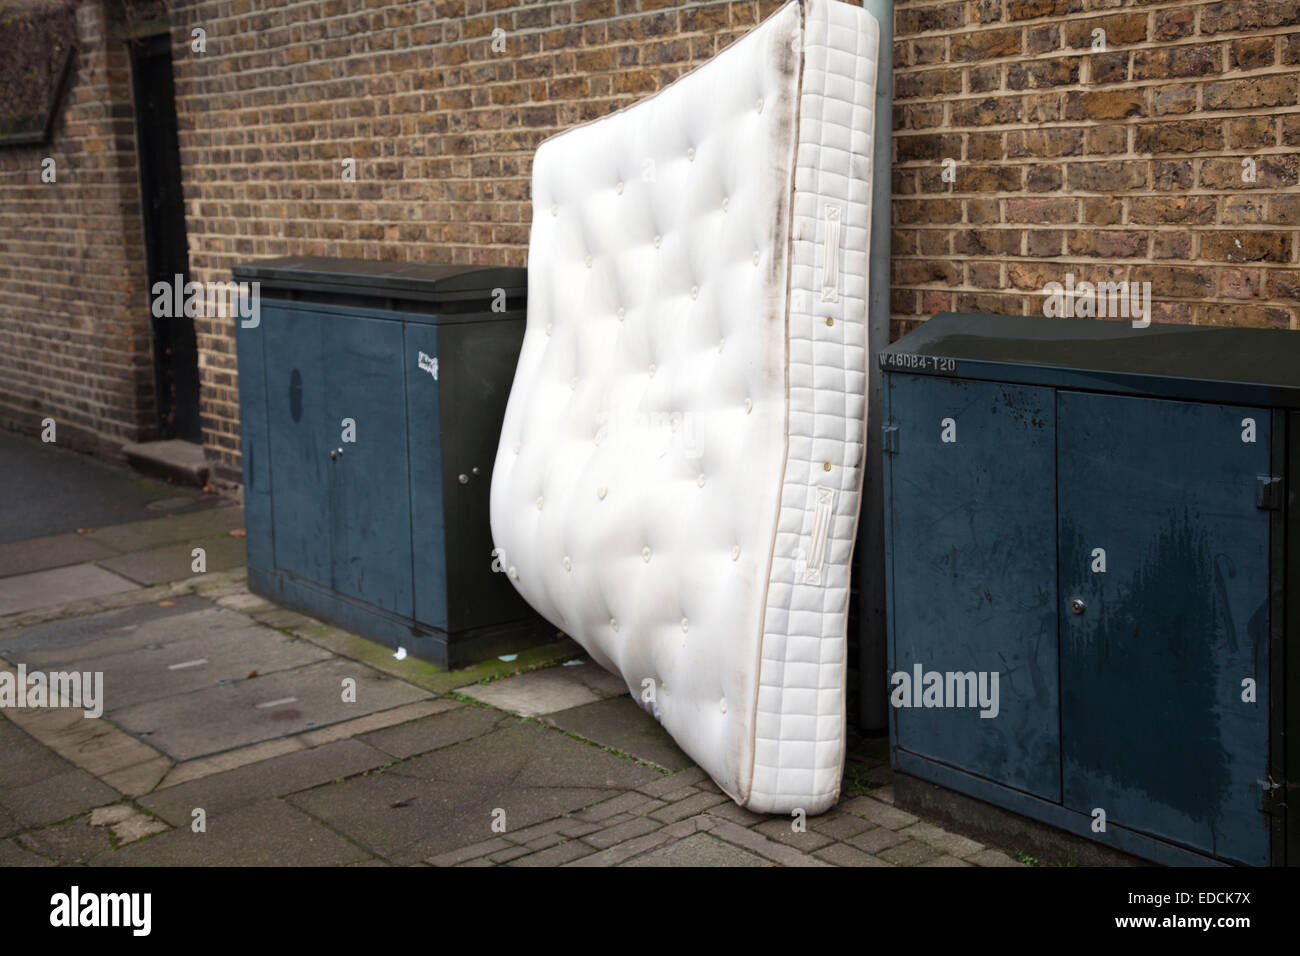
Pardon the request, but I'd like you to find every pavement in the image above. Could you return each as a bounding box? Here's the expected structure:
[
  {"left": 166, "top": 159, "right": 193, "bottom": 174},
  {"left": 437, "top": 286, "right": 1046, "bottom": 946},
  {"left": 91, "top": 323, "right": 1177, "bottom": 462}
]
[{"left": 0, "top": 433, "right": 1033, "bottom": 867}]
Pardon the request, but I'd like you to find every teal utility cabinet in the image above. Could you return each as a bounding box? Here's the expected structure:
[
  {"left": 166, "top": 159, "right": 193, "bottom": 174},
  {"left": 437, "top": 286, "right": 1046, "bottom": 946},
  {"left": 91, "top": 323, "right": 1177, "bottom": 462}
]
[
  {"left": 233, "top": 257, "right": 548, "bottom": 667},
  {"left": 882, "top": 312, "right": 1300, "bottom": 867}
]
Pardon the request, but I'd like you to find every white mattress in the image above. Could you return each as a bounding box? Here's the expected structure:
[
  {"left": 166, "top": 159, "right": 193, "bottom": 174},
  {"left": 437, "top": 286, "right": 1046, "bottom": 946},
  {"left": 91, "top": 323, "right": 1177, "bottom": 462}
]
[{"left": 489, "top": 0, "right": 878, "bottom": 814}]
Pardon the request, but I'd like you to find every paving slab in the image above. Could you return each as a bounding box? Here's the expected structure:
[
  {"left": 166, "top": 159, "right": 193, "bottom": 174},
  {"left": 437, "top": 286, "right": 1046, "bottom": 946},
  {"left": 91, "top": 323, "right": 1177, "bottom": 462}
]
[
  {"left": 0, "top": 716, "right": 74, "bottom": 788},
  {"left": 708, "top": 818, "right": 829, "bottom": 866},
  {"left": 623, "top": 831, "right": 769, "bottom": 867},
  {"left": 0, "top": 836, "right": 56, "bottom": 866},
  {"left": 157, "top": 737, "right": 308, "bottom": 790},
  {"left": 455, "top": 661, "right": 627, "bottom": 717},
  {"left": 358, "top": 702, "right": 505, "bottom": 759},
  {"left": 810, "top": 811, "right": 876, "bottom": 841},
  {"left": 139, "top": 737, "right": 395, "bottom": 826},
  {"left": 918, "top": 854, "right": 974, "bottom": 866},
  {"left": 297, "top": 699, "right": 458, "bottom": 748},
  {"left": 16, "top": 816, "right": 120, "bottom": 864},
  {"left": 82, "top": 505, "right": 244, "bottom": 555},
  {"left": 291, "top": 720, "right": 656, "bottom": 864},
  {"left": 814, "top": 842, "right": 896, "bottom": 867},
  {"left": 968, "top": 848, "right": 1026, "bottom": 867},
  {"left": 456, "top": 668, "right": 599, "bottom": 717},
  {"left": 850, "top": 826, "right": 908, "bottom": 854},
  {"left": 877, "top": 839, "right": 944, "bottom": 866},
  {"left": 842, "top": 795, "right": 919, "bottom": 830},
  {"left": 0, "top": 532, "right": 119, "bottom": 578},
  {"left": 544, "top": 696, "right": 692, "bottom": 770},
  {"left": 554, "top": 660, "right": 630, "bottom": 697},
  {"left": 505, "top": 838, "right": 595, "bottom": 867},
  {"left": 0, "top": 695, "right": 169, "bottom": 797},
  {"left": 95, "top": 797, "right": 372, "bottom": 867},
  {"left": 581, "top": 815, "right": 664, "bottom": 850},
  {"left": 112, "top": 658, "right": 432, "bottom": 761},
  {"left": 899, "top": 821, "right": 986, "bottom": 858},
  {"left": 0, "top": 564, "right": 139, "bottom": 616},
  {"left": 0, "top": 595, "right": 212, "bottom": 659},
  {"left": 754, "top": 818, "right": 835, "bottom": 851},
  {"left": 0, "top": 767, "right": 120, "bottom": 829},
  {"left": 0, "top": 804, "right": 22, "bottom": 840},
  {"left": 16, "top": 616, "right": 333, "bottom": 713},
  {"left": 295, "top": 767, "right": 609, "bottom": 866},
  {"left": 395, "top": 718, "right": 660, "bottom": 792},
  {"left": 97, "top": 533, "right": 247, "bottom": 587}
]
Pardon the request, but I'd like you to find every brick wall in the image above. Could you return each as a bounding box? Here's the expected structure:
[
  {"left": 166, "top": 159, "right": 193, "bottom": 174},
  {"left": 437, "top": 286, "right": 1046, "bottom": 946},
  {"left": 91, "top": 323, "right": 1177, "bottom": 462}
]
[
  {"left": 892, "top": 0, "right": 1300, "bottom": 339},
  {"left": 6, "top": 0, "right": 1299, "bottom": 484},
  {"left": 0, "top": 0, "right": 156, "bottom": 458},
  {"left": 169, "top": 0, "right": 790, "bottom": 485}
]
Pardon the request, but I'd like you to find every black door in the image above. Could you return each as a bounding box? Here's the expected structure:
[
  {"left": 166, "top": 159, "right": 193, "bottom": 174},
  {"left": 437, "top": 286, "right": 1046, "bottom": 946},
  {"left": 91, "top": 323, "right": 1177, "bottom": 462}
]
[{"left": 130, "top": 33, "right": 201, "bottom": 443}]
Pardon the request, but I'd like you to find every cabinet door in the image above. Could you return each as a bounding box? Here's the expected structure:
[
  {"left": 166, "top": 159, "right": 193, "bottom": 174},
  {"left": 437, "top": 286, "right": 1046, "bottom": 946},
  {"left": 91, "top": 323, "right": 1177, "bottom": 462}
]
[
  {"left": 436, "top": 318, "right": 532, "bottom": 632},
  {"left": 1058, "top": 392, "right": 1271, "bottom": 865},
  {"left": 886, "top": 374, "right": 1060, "bottom": 800},
  {"left": 235, "top": 301, "right": 272, "bottom": 572},
  {"left": 321, "top": 312, "right": 414, "bottom": 618},
  {"left": 404, "top": 322, "right": 448, "bottom": 631},
  {"left": 264, "top": 303, "right": 331, "bottom": 584}
]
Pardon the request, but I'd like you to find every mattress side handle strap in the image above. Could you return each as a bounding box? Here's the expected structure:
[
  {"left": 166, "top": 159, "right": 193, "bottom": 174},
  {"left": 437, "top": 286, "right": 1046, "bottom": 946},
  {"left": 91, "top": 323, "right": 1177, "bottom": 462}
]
[
  {"left": 802, "top": 485, "right": 837, "bottom": 585},
  {"left": 820, "top": 203, "right": 842, "bottom": 303}
]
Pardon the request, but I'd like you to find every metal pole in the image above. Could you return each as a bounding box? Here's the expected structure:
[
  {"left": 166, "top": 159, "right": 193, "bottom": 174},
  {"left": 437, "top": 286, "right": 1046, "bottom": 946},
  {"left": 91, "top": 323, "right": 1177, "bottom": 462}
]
[{"left": 857, "top": 0, "right": 893, "bottom": 733}]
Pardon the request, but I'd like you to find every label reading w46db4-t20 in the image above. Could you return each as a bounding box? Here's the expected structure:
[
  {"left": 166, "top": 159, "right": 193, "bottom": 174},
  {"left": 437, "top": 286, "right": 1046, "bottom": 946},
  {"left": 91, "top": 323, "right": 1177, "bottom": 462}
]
[{"left": 880, "top": 352, "right": 957, "bottom": 374}]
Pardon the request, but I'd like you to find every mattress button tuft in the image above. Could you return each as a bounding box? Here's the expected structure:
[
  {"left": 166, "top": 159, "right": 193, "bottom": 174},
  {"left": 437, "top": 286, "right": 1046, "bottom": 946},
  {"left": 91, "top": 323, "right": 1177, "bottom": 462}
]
[
  {"left": 696, "top": 474, "right": 706, "bottom": 488},
  {"left": 687, "top": 147, "right": 695, "bottom": 161},
  {"left": 508, "top": 566, "right": 518, "bottom": 579},
  {"left": 719, "top": 338, "right": 725, "bottom": 352},
  {"left": 648, "top": 363, "right": 656, "bottom": 377},
  {"left": 690, "top": 286, "right": 698, "bottom": 300},
  {"left": 616, "top": 181, "right": 624, "bottom": 195},
  {"left": 563, "top": 556, "right": 572, "bottom": 572},
  {"left": 570, "top": 376, "right": 578, "bottom": 390},
  {"left": 597, "top": 486, "right": 607, "bottom": 500},
  {"left": 721, "top": 197, "right": 729, "bottom": 212},
  {"left": 550, "top": 204, "right": 558, "bottom": 216},
  {"left": 681, "top": 617, "right": 689, "bottom": 633},
  {"left": 653, "top": 235, "right": 661, "bottom": 249},
  {"left": 545, "top": 323, "right": 553, "bottom": 335},
  {"left": 512, "top": 441, "right": 520, "bottom": 454},
  {"left": 610, "top": 617, "right": 618, "bottom": 631},
  {"left": 730, "top": 546, "right": 740, "bottom": 561},
  {"left": 752, "top": 250, "right": 760, "bottom": 266},
  {"left": 719, "top": 698, "right": 727, "bottom": 714},
  {"left": 756, "top": 98, "right": 764, "bottom": 113},
  {"left": 744, "top": 398, "right": 753, "bottom": 414},
  {"left": 642, "top": 546, "right": 651, "bottom": 562},
  {"left": 584, "top": 255, "right": 593, "bottom": 269},
  {"left": 616, "top": 307, "right": 625, "bottom": 321},
  {"left": 536, "top": 496, "right": 544, "bottom": 510}
]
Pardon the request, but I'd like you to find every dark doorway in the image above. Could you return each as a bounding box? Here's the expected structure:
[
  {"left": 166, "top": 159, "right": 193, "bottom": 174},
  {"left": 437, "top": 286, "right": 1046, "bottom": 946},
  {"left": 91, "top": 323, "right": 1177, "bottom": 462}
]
[{"left": 129, "top": 32, "right": 201, "bottom": 443}]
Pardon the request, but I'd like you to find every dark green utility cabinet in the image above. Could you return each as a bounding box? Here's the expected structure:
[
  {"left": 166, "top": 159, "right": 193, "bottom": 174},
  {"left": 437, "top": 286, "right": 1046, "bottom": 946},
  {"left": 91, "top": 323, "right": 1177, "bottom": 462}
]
[
  {"left": 233, "top": 257, "right": 547, "bottom": 667},
  {"left": 882, "top": 312, "right": 1299, "bottom": 866}
]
